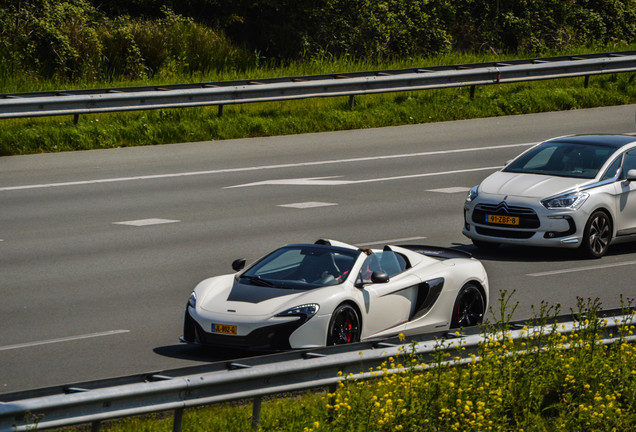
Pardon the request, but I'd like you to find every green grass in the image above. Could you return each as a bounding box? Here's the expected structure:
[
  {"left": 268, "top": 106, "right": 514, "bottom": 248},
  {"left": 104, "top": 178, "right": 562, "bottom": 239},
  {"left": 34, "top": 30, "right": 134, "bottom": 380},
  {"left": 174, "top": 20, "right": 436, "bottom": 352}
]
[
  {"left": 48, "top": 294, "right": 636, "bottom": 432},
  {"left": 1, "top": 45, "right": 635, "bottom": 156}
]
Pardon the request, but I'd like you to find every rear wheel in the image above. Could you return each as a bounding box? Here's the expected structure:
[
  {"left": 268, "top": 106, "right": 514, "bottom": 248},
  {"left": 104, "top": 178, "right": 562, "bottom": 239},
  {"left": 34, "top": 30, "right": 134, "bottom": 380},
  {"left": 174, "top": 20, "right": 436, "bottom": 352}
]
[
  {"left": 327, "top": 304, "right": 361, "bottom": 345},
  {"left": 450, "top": 284, "right": 485, "bottom": 329},
  {"left": 581, "top": 211, "right": 612, "bottom": 258}
]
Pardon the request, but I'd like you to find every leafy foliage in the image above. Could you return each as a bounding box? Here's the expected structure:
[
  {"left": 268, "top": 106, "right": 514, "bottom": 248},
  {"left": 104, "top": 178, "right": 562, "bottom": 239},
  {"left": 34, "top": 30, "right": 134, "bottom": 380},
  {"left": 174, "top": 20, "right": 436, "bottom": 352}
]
[
  {"left": 0, "top": 0, "right": 634, "bottom": 80},
  {"left": 0, "top": 0, "right": 257, "bottom": 80}
]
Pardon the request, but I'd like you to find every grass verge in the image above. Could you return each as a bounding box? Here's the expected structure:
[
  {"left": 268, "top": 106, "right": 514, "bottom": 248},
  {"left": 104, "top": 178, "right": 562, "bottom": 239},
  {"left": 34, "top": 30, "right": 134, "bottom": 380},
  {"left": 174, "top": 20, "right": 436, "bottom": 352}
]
[{"left": 1, "top": 46, "right": 635, "bottom": 156}]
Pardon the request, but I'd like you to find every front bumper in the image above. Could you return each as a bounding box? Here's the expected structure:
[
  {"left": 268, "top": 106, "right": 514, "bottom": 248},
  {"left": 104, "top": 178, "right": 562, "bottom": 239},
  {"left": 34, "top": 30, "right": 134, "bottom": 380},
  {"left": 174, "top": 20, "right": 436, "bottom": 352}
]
[
  {"left": 463, "top": 200, "right": 588, "bottom": 248},
  {"left": 182, "top": 308, "right": 311, "bottom": 351},
  {"left": 180, "top": 307, "right": 329, "bottom": 351}
]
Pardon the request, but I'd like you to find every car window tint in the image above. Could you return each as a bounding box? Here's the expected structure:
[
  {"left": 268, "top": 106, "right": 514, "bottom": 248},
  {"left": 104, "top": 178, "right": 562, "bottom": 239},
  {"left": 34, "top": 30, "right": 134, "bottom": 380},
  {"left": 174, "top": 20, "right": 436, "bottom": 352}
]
[
  {"left": 255, "top": 249, "right": 304, "bottom": 275},
  {"left": 244, "top": 245, "right": 359, "bottom": 287},
  {"left": 622, "top": 150, "right": 636, "bottom": 177},
  {"left": 522, "top": 146, "right": 557, "bottom": 170},
  {"left": 504, "top": 141, "right": 614, "bottom": 179},
  {"left": 357, "top": 251, "right": 408, "bottom": 284}
]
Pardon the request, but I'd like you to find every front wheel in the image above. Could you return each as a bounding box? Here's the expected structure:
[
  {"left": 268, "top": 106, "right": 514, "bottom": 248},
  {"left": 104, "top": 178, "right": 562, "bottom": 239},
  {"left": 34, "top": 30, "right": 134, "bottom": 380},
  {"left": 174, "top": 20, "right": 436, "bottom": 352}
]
[
  {"left": 581, "top": 211, "right": 612, "bottom": 258},
  {"left": 450, "top": 284, "right": 485, "bottom": 329},
  {"left": 327, "top": 304, "right": 361, "bottom": 345}
]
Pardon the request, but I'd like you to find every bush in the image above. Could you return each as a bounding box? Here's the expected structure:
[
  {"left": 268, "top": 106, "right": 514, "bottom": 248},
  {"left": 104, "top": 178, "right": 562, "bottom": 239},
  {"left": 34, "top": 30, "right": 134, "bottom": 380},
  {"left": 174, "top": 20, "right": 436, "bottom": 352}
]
[
  {"left": 0, "top": 2, "right": 257, "bottom": 81},
  {"left": 0, "top": 0, "right": 103, "bottom": 79},
  {"left": 304, "top": 0, "right": 453, "bottom": 60}
]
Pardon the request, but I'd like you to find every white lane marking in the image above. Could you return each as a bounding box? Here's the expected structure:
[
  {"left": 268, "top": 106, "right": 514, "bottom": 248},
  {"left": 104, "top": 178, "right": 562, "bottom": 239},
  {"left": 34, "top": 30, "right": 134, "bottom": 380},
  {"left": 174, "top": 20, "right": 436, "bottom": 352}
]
[
  {"left": 427, "top": 186, "right": 471, "bottom": 193},
  {"left": 1, "top": 142, "right": 535, "bottom": 192},
  {"left": 527, "top": 260, "right": 636, "bottom": 277},
  {"left": 113, "top": 218, "right": 180, "bottom": 226},
  {"left": 356, "top": 236, "right": 428, "bottom": 246},
  {"left": 278, "top": 202, "right": 338, "bottom": 209},
  {"left": 228, "top": 177, "right": 350, "bottom": 188},
  {"left": 0, "top": 330, "right": 130, "bottom": 352},
  {"left": 227, "top": 166, "right": 502, "bottom": 188}
]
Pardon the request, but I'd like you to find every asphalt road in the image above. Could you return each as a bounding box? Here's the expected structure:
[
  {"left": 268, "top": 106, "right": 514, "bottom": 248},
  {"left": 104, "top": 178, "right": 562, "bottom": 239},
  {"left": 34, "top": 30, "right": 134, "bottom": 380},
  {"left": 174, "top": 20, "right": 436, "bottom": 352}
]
[{"left": 1, "top": 105, "right": 635, "bottom": 395}]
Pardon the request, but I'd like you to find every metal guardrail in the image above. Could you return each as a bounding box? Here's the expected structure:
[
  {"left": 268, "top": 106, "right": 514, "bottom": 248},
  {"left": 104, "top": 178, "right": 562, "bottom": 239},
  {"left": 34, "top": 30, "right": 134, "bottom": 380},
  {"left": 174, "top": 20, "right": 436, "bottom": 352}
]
[
  {"left": 1, "top": 309, "right": 634, "bottom": 432},
  {"left": 0, "top": 51, "right": 635, "bottom": 120}
]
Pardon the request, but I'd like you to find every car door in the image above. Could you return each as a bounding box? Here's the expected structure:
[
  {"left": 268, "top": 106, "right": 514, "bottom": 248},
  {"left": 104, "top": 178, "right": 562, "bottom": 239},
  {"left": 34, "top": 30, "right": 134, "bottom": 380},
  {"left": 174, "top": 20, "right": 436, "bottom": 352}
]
[
  {"left": 613, "top": 150, "right": 636, "bottom": 236},
  {"left": 357, "top": 254, "right": 420, "bottom": 336}
]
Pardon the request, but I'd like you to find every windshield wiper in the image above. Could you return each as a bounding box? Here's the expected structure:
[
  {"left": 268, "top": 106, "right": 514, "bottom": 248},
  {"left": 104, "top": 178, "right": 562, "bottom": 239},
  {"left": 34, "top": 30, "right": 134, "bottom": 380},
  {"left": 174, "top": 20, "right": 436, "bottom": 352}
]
[{"left": 240, "top": 275, "right": 276, "bottom": 287}]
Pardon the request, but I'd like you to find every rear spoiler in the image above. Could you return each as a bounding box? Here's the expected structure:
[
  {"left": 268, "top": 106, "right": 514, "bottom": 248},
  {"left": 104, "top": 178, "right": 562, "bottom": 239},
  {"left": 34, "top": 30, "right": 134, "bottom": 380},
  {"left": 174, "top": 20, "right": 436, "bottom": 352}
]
[{"left": 396, "top": 245, "right": 473, "bottom": 260}]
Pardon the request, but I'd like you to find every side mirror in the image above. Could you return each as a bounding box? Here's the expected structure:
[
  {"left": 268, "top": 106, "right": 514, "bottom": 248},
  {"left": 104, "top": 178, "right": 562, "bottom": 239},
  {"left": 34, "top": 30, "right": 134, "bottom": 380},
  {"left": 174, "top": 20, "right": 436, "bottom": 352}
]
[
  {"left": 626, "top": 169, "right": 636, "bottom": 182},
  {"left": 370, "top": 271, "right": 390, "bottom": 284},
  {"left": 232, "top": 258, "right": 246, "bottom": 272}
]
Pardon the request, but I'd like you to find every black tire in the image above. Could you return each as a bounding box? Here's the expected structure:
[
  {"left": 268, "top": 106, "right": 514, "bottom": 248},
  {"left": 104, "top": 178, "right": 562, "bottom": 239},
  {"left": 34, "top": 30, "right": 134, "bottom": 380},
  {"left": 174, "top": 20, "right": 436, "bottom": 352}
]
[
  {"left": 327, "top": 304, "right": 361, "bottom": 345},
  {"left": 581, "top": 211, "right": 612, "bottom": 259},
  {"left": 450, "top": 284, "right": 485, "bottom": 329},
  {"left": 472, "top": 239, "right": 500, "bottom": 250}
]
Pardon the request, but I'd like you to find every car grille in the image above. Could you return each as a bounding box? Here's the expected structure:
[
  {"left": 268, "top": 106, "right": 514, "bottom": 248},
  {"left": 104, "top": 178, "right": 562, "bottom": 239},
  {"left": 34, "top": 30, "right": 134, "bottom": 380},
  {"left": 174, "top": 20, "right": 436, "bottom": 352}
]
[
  {"left": 472, "top": 202, "right": 540, "bottom": 228},
  {"left": 184, "top": 309, "right": 305, "bottom": 351},
  {"left": 475, "top": 226, "right": 535, "bottom": 239}
]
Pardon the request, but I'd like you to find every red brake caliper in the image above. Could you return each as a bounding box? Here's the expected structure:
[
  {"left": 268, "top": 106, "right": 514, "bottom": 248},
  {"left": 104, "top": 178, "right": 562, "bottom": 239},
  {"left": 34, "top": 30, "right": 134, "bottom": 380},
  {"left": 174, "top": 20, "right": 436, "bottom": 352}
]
[{"left": 346, "top": 321, "right": 352, "bottom": 343}]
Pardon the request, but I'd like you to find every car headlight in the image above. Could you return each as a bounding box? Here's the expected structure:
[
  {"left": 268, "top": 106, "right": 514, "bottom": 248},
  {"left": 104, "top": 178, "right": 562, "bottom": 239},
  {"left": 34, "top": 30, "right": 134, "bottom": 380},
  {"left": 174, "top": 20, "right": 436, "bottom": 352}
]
[
  {"left": 542, "top": 192, "right": 589, "bottom": 210},
  {"left": 275, "top": 303, "right": 320, "bottom": 318},
  {"left": 466, "top": 185, "right": 479, "bottom": 202},
  {"left": 187, "top": 292, "right": 197, "bottom": 309}
]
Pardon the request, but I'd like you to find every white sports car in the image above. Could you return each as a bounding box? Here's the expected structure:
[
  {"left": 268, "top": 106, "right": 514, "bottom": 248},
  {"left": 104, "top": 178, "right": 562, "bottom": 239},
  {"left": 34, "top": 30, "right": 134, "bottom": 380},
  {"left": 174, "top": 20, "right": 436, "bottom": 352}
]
[
  {"left": 181, "top": 239, "right": 489, "bottom": 350},
  {"left": 463, "top": 134, "right": 636, "bottom": 258}
]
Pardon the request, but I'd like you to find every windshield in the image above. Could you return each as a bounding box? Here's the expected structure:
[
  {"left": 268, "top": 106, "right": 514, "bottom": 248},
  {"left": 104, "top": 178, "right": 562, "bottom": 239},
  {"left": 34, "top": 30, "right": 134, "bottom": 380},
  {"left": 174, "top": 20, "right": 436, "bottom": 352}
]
[
  {"left": 504, "top": 141, "right": 616, "bottom": 179},
  {"left": 241, "top": 245, "right": 359, "bottom": 289}
]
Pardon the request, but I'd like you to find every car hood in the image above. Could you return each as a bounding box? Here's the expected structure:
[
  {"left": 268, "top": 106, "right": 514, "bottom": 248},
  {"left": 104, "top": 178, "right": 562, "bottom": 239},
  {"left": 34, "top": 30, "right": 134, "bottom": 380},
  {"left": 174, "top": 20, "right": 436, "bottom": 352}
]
[
  {"left": 195, "top": 275, "right": 323, "bottom": 317},
  {"left": 480, "top": 171, "right": 590, "bottom": 198}
]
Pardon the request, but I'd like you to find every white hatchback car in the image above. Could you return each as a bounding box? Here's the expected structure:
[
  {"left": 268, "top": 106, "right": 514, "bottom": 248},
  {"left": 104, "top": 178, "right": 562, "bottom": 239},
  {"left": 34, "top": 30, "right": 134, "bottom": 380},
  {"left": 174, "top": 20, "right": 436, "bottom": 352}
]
[{"left": 463, "top": 134, "right": 636, "bottom": 258}]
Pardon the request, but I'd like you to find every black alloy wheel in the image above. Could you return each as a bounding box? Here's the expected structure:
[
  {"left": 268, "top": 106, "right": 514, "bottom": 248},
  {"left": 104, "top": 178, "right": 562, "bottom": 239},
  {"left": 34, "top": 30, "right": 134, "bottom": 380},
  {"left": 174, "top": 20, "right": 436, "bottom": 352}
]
[
  {"left": 450, "top": 284, "right": 485, "bottom": 329},
  {"left": 581, "top": 211, "right": 612, "bottom": 258},
  {"left": 327, "top": 304, "right": 361, "bottom": 345}
]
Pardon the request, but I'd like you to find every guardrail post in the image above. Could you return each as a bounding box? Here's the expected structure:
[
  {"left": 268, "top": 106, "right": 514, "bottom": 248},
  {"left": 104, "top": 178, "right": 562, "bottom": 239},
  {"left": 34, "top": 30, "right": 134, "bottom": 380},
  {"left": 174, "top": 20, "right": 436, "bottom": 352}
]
[
  {"left": 173, "top": 408, "right": 184, "bottom": 432},
  {"left": 218, "top": 104, "right": 224, "bottom": 117},
  {"left": 251, "top": 396, "right": 262, "bottom": 429},
  {"left": 348, "top": 95, "right": 355, "bottom": 109},
  {"left": 73, "top": 114, "right": 80, "bottom": 124},
  {"left": 470, "top": 85, "right": 476, "bottom": 99},
  {"left": 584, "top": 75, "right": 590, "bottom": 88},
  {"left": 91, "top": 420, "right": 101, "bottom": 432}
]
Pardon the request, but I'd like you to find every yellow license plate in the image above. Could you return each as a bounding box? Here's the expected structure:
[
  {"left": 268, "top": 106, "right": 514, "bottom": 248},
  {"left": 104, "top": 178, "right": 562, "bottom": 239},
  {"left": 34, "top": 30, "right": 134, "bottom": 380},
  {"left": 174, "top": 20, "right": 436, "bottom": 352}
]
[
  {"left": 487, "top": 215, "right": 519, "bottom": 225},
  {"left": 212, "top": 324, "right": 237, "bottom": 335}
]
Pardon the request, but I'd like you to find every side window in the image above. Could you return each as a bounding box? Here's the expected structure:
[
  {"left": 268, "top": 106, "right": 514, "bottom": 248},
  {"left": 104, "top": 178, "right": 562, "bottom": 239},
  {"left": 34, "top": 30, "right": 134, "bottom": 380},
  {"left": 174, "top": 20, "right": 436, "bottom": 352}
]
[
  {"left": 622, "top": 150, "right": 636, "bottom": 179},
  {"left": 602, "top": 156, "right": 622, "bottom": 181},
  {"left": 357, "top": 251, "right": 409, "bottom": 284},
  {"left": 357, "top": 254, "right": 382, "bottom": 284}
]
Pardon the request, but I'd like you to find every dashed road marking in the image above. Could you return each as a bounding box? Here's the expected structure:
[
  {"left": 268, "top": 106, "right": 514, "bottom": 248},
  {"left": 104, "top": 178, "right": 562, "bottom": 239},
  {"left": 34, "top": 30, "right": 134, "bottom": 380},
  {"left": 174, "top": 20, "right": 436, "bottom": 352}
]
[
  {"left": 113, "top": 218, "right": 180, "bottom": 226},
  {"left": 278, "top": 202, "right": 338, "bottom": 209},
  {"left": 426, "top": 186, "right": 471, "bottom": 194}
]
